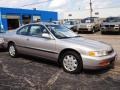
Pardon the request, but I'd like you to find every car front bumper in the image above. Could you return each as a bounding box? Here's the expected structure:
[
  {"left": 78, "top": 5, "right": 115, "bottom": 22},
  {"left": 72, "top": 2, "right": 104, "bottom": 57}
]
[
  {"left": 0, "top": 43, "right": 4, "bottom": 48},
  {"left": 78, "top": 28, "right": 92, "bottom": 31},
  {"left": 101, "top": 28, "right": 120, "bottom": 32},
  {"left": 82, "top": 51, "right": 117, "bottom": 69}
]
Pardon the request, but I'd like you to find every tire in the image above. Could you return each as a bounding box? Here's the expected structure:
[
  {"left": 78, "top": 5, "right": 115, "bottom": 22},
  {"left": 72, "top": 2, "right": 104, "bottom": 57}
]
[
  {"left": 119, "top": 30, "right": 120, "bottom": 34},
  {"left": 101, "top": 31, "right": 105, "bottom": 34},
  {"left": 91, "top": 27, "right": 95, "bottom": 33},
  {"left": 92, "top": 29, "right": 95, "bottom": 33},
  {"left": 8, "top": 43, "right": 18, "bottom": 58},
  {"left": 61, "top": 51, "right": 83, "bottom": 74}
]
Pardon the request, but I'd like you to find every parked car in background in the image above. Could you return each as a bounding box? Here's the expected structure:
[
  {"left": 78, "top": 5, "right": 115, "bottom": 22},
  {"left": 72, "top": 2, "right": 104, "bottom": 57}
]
[
  {"left": 63, "top": 20, "right": 78, "bottom": 32},
  {"left": 0, "top": 26, "right": 5, "bottom": 48},
  {"left": 52, "top": 21, "right": 61, "bottom": 25},
  {"left": 77, "top": 17, "right": 100, "bottom": 33},
  {"left": 100, "top": 17, "right": 120, "bottom": 34},
  {"left": 3, "top": 22, "right": 117, "bottom": 74}
]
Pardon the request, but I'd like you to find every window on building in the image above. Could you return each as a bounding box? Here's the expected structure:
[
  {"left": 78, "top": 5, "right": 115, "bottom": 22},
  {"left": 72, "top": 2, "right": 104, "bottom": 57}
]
[
  {"left": 33, "top": 16, "right": 41, "bottom": 23},
  {"left": 22, "top": 15, "right": 31, "bottom": 25}
]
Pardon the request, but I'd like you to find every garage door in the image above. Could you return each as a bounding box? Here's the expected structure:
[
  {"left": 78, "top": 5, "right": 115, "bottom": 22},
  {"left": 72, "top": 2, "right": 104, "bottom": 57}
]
[{"left": 7, "top": 15, "right": 20, "bottom": 30}]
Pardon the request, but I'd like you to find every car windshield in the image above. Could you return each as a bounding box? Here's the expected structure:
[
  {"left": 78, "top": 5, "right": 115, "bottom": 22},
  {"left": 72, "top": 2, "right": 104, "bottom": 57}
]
[
  {"left": 104, "top": 17, "right": 120, "bottom": 22},
  {"left": 64, "top": 21, "right": 74, "bottom": 25},
  {"left": 46, "top": 25, "right": 79, "bottom": 39},
  {"left": 81, "top": 18, "right": 94, "bottom": 23}
]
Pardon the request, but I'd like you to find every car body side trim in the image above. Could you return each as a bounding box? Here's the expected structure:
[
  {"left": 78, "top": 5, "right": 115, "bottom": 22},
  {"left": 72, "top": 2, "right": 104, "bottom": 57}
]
[{"left": 16, "top": 45, "right": 59, "bottom": 54}]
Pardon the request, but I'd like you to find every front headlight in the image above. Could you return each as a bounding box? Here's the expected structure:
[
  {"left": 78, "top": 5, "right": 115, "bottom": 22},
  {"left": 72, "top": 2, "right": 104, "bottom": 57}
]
[
  {"left": 88, "top": 51, "right": 108, "bottom": 57},
  {"left": 115, "top": 25, "right": 119, "bottom": 27},
  {"left": 0, "top": 38, "right": 4, "bottom": 44}
]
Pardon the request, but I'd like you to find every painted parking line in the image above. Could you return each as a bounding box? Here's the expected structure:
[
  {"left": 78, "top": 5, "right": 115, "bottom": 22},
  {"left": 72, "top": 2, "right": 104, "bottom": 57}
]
[{"left": 46, "top": 70, "right": 63, "bottom": 87}]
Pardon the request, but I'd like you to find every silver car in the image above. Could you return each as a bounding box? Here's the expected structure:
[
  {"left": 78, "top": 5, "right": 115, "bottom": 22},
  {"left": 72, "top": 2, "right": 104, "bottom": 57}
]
[
  {"left": 3, "top": 23, "right": 117, "bottom": 74},
  {"left": 77, "top": 17, "right": 100, "bottom": 33},
  {"left": 101, "top": 17, "right": 120, "bottom": 34}
]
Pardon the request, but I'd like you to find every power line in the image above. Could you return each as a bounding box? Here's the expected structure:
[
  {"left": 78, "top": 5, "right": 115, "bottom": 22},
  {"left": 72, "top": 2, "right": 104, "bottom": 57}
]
[
  {"left": 94, "top": 6, "right": 120, "bottom": 10},
  {"left": 79, "top": 6, "right": 120, "bottom": 11},
  {"left": 21, "top": 0, "right": 53, "bottom": 7}
]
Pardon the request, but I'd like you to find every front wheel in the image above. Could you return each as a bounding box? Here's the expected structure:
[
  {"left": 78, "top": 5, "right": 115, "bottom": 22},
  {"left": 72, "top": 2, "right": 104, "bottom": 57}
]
[
  {"left": 61, "top": 51, "right": 83, "bottom": 74},
  {"left": 91, "top": 27, "right": 95, "bottom": 33},
  {"left": 9, "top": 43, "right": 18, "bottom": 57},
  {"left": 92, "top": 29, "right": 95, "bottom": 33}
]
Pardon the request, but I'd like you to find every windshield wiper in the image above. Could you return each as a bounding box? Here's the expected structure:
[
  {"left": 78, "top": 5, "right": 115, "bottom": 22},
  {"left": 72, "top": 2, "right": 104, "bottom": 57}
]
[
  {"left": 59, "top": 37, "right": 71, "bottom": 39},
  {"left": 75, "top": 35, "right": 81, "bottom": 37},
  {"left": 58, "top": 36, "right": 81, "bottom": 39}
]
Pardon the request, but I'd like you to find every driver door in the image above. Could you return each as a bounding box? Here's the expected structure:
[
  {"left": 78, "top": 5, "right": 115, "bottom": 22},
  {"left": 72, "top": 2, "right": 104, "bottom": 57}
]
[{"left": 27, "top": 24, "right": 57, "bottom": 60}]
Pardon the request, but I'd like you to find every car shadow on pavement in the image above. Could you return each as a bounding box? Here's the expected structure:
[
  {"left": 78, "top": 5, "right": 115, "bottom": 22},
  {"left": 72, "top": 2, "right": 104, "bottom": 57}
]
[
  {"left": 0, "top": 49, "right": 7, "bottom": 52},
  {"left": 15, "top": 54, "right": 115, "bottom": 75},
  {"left": 83, "top": 66, "right": 114, "bottom": 75},
  {"left": 78, "top": 32, "right": 93, "bottom": 34},
  {"left": 102, "top": 32, "right": 120, "bottom": 35},
  {"left": 8, "top": 54, "right": 115, "bottom": 75},
  {"left": 19, "top": 54, "right": 60, "bottom": 68}
]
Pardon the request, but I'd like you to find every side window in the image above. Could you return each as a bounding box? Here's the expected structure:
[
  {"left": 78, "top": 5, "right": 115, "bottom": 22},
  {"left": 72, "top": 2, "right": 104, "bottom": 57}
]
[
  {"left": 17, "top": 26, "right": 29, "bottom": 35},
  {"left": 29, "top": 25, "right": 48, "bottom": 37}
]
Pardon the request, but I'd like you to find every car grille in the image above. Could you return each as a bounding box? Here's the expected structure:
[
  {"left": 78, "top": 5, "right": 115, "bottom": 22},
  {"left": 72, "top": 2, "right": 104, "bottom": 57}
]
[
  {"left": 79, "top": 28, "right": 88, "bottom": 31},
  {"left": 105, "top": 25, "right": 115, "bottom": 28}
]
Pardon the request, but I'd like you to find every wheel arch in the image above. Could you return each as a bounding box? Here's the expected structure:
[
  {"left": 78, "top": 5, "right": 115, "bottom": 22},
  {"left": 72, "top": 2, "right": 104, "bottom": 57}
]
[
  {"left": 7, "top": 41, "right": 15, "bottom": 49},
  {"left": 58, "top": 48, "right": 82, "bottom": 65}
]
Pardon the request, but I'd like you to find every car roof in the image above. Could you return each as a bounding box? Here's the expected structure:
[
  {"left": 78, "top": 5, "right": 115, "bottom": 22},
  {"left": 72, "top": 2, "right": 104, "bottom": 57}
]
[{"left": 27, "top": 22, "right": 59, "bottom": 26}]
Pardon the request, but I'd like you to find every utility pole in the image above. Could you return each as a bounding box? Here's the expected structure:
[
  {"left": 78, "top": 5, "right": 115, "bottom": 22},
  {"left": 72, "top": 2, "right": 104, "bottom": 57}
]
[{"left": 90, "top": 0, "right": 93, "bottom": 18}]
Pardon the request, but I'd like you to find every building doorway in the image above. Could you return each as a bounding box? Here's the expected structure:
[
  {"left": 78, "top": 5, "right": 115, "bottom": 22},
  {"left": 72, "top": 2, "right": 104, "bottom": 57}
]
[
  {"left": 7, "top": 19, "right": 19, "bottom": 30},
  {"left": 7, "top": 15, "right": 20, "bottom": 30}
]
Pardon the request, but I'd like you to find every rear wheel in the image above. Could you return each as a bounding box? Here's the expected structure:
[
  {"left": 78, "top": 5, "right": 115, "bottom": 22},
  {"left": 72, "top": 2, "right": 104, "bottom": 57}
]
[
  {"left": 61, "top": 51, "right": 83, "bottom": 74},
  {"left": 8, "top": 43, "right": 18, "bottom": 57}
]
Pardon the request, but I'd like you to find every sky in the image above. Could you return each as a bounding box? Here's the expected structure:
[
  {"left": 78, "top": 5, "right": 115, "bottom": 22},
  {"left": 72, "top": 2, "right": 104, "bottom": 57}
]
[{"left": 0, "top": 0, "right": 120, "bottom": 19}]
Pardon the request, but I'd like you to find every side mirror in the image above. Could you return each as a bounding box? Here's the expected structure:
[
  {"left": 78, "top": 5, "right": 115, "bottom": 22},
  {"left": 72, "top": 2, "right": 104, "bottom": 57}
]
[{"left": 42, "top": 33, "right": 52, "bottom": 39}]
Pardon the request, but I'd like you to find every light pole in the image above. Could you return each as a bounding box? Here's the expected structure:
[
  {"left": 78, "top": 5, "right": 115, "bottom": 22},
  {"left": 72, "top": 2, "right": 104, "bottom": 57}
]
[{"left": 90, "top": 0, "right": 93, "bottom": 18}]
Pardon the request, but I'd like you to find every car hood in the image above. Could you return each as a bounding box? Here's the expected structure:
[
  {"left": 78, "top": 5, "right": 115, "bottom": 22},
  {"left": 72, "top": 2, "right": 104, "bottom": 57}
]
[
  {"left": 62, "top": 37, "right": 112, "bottom": 51},
  {"left": 64, "top": 25, "right": 75, "bottom": 29},
  {"left": 102, "top": 22, "right": 120, "bottom": 25},
  {"left": 78, "top": 23, "right": 94, "bottom": 28},
  {"left": 80, "top": 23, "right": 94, "bottom": 25}
]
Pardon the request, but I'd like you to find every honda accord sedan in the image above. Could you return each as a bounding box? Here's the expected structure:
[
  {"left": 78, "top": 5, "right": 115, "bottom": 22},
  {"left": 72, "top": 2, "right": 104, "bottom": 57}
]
[{"left": 3, "top": 22, "right": 117, "bottom": 74}]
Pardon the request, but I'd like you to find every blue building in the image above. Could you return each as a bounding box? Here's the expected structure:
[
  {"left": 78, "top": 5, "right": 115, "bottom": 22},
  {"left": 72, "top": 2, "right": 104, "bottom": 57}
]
[{"left": 0, "top": 7, "right": 58, "bottom": 31}]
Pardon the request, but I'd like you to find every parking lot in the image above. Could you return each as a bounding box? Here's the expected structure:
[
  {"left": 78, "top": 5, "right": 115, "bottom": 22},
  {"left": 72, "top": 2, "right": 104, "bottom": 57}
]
[{"left": 0, "top": 32, "right": 120, "bottom": 90}]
